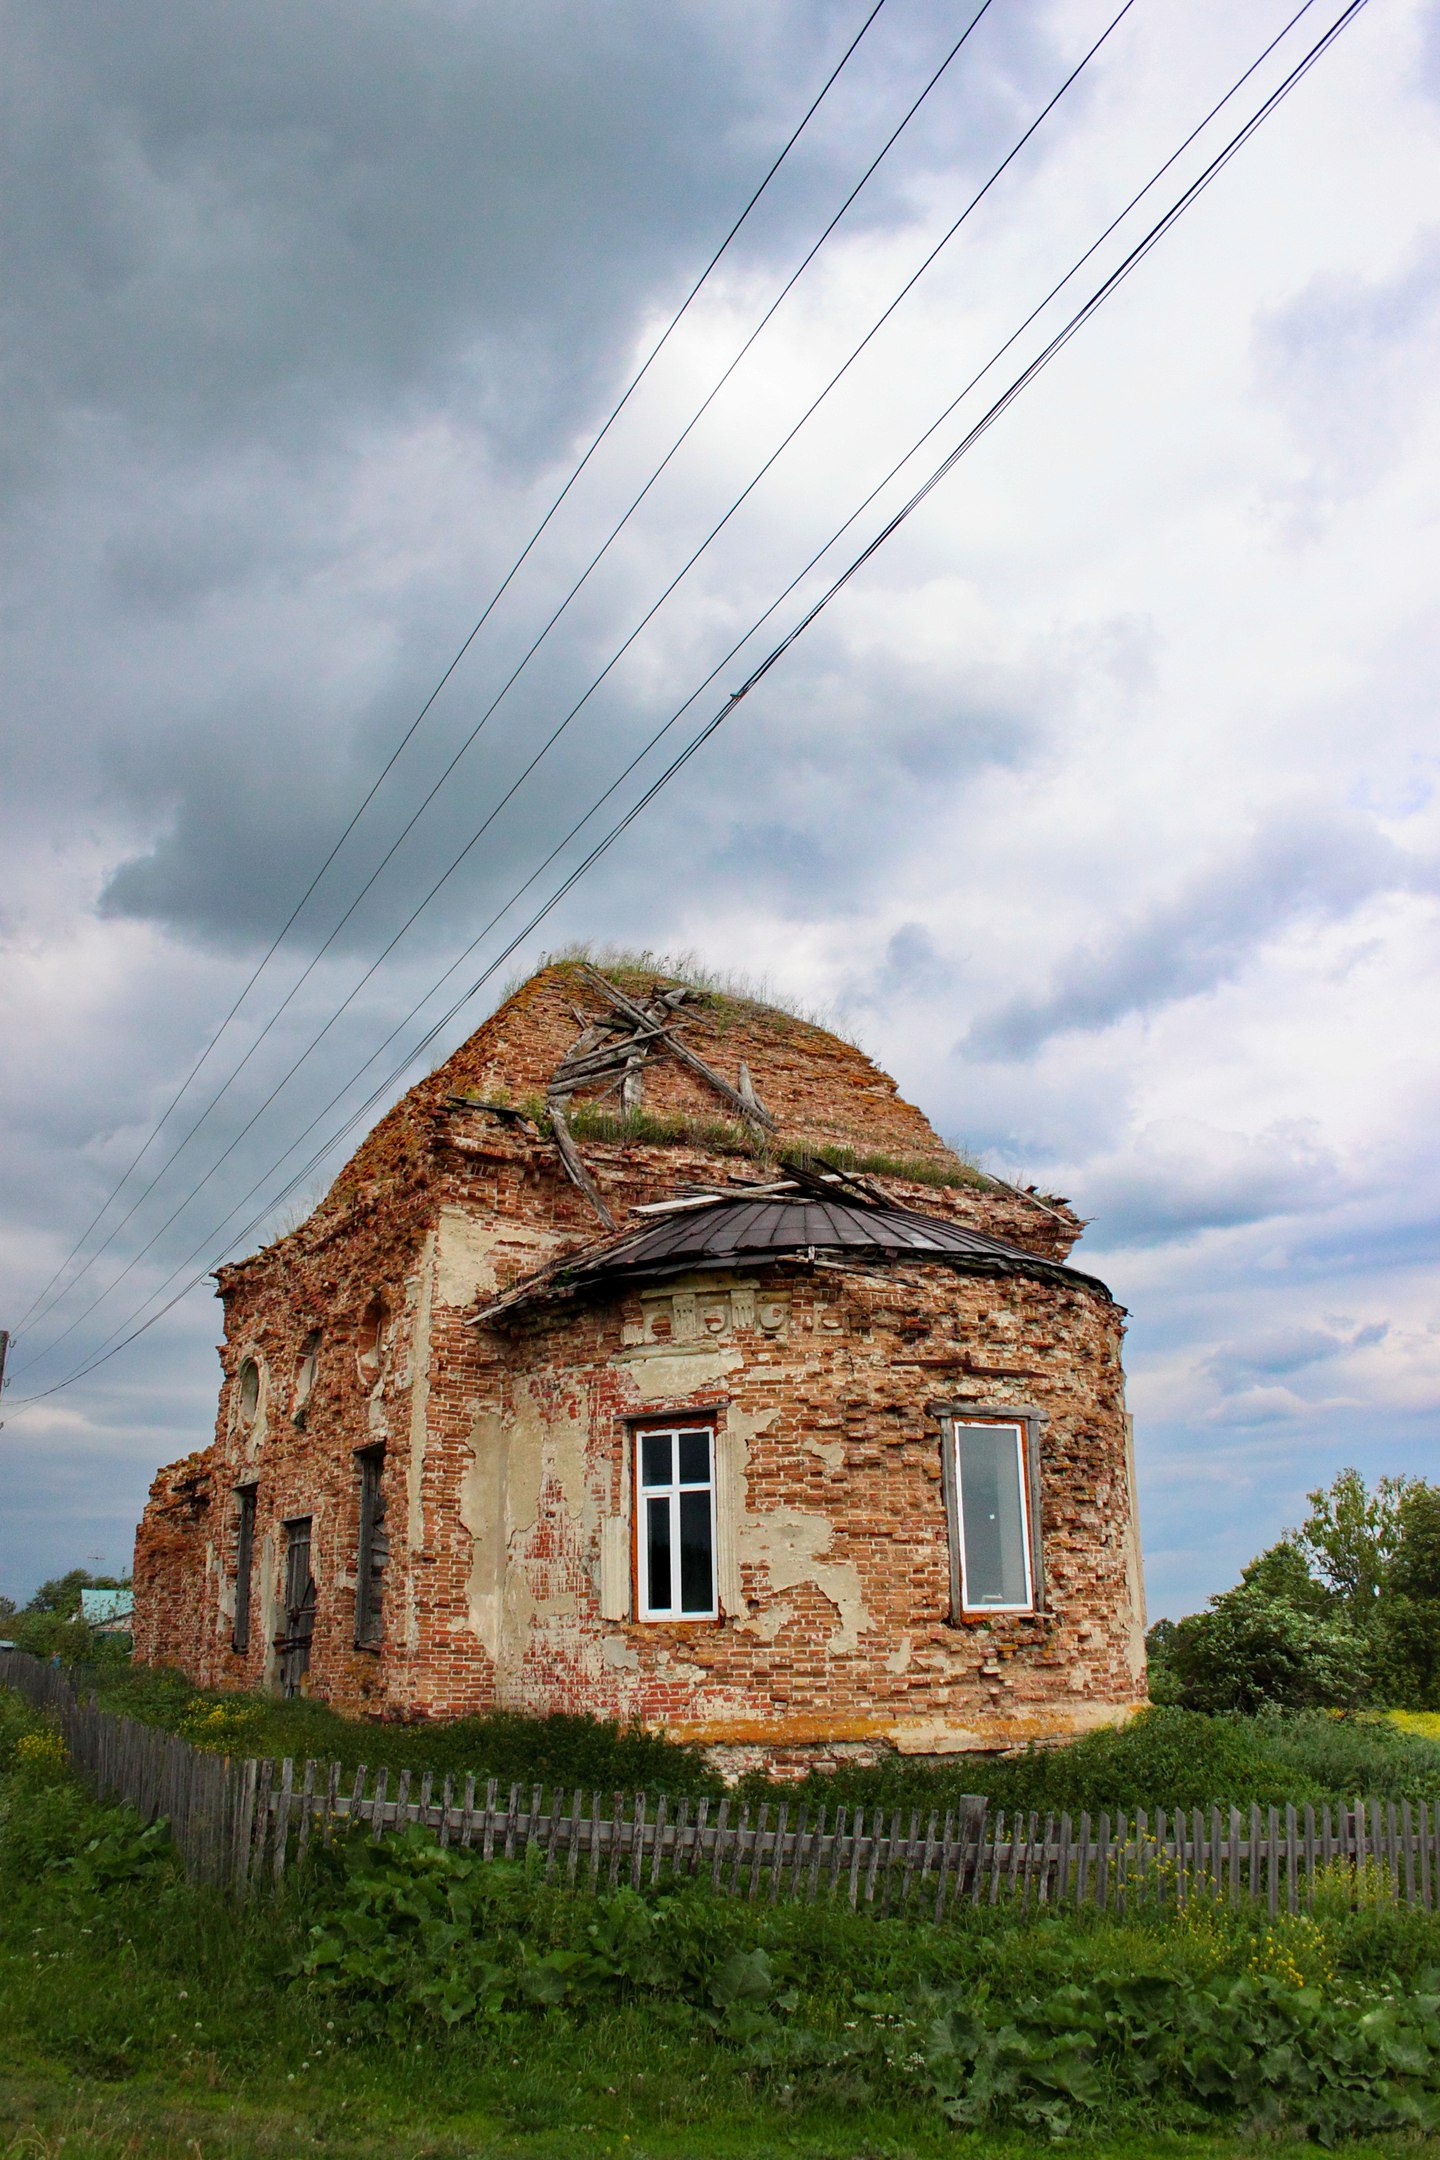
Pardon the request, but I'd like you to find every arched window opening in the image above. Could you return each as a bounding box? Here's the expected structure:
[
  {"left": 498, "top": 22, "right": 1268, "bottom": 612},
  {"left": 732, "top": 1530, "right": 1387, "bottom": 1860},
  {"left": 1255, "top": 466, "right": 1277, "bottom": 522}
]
[
  {"left": 236, "top": 1357, "right": 261, "bottom": 1427},
  {"left": 356, "top": 1296, "right": 388, "bottom": 1385},
  {"left": 293, "top": 1330, "right": 321, "bottom": 1420}
]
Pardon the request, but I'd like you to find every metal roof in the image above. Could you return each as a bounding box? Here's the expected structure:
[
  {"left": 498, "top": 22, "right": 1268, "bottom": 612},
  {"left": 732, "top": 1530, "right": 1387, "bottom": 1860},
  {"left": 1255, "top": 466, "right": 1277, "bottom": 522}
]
[{"left": 471, "top": 1192, "right": 1108, "bottom": 1324}]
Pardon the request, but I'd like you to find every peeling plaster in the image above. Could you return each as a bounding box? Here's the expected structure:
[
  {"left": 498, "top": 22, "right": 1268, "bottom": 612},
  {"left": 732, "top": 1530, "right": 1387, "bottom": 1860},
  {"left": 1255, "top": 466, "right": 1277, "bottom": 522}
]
[
  {"left": 403, "top": 1233, "right": 436, "bottom": 1655},
  {"left": 738, "top": 1506, "right": 871, "bottom": 1654},
  {"left": 435, "top": 1206, "right": 556, "bottom": 1309},
  {"left": 460, "top": 1375, "right": 594, "bottom": 1690},
  {"left": 619, "top": 1342, "right": 740, "bottom": 1397},
  {"left": 257, "top": 1530, "right": 278, "bottom": 1689},
  {"left": 886, "top": 1634, "right": 913, "bottom": 1675},
  {"left": 801, "top": 1436, "right": 845, "bottom": 1474}
]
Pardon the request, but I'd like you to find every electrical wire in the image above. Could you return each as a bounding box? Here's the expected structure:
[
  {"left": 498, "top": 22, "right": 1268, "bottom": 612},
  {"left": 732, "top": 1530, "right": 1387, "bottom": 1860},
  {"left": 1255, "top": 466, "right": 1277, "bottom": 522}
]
[
  {"left": 15, "top": 0, "right": 1134, "bottom": 1371},
  {"left": 17, "top": 0, "right": 994, "bottom": 1351},
  {"left": 5, "top": 0, "right": 1371, "bottom": 1413},
  {"left": 12, "top": 0, "right": 892, "bottom": 1342}
]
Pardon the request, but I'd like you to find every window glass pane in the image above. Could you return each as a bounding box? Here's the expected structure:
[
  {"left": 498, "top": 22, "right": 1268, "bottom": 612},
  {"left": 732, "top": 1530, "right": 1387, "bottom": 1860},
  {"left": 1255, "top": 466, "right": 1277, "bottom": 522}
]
[
  {"left": 677, "top": 1429, "right": 711, "bottom": 1485},
  {"left": 646, "top": 1494, "right": 672, "bottom": 1610},
  {"left": 641, "top": 1432, "right": 673, "bottom": 1487},
  {"left": 678, "top": 1489, "right": 714, "bottom": 1613},
  {"left": 958, "top": 1427, "right": 1029, "bottom": 1608}
]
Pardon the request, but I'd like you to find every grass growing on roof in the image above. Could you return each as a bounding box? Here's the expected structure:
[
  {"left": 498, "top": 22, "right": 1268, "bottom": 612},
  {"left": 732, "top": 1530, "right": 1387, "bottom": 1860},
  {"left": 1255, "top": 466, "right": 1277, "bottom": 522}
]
[{"left": 535, "top": 942, "right": 865, "bottom": 1044}]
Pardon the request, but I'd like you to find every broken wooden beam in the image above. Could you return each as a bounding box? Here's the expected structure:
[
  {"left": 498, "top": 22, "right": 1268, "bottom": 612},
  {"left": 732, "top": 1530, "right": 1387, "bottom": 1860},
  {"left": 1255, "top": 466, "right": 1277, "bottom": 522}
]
[
  {"left": 577, "top": 966, "right": 776, "bottom": 1130},
  {"left": 546, "top": 1100, "right": 617, "bottom": 1230}
]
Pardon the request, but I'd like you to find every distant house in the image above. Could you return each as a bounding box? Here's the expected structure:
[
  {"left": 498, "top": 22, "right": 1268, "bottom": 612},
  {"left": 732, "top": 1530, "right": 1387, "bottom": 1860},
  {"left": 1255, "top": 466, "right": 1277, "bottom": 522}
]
[
  {"left": 80, "top": 1587, "right": 135, "bottom": 1636},
  {"left": 133, "top": 959, "right": 1147, "bottom": 1775}
]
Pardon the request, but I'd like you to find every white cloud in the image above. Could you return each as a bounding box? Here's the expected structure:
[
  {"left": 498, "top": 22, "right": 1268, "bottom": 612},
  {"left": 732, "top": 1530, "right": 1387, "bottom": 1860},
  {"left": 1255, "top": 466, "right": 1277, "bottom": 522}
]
[{"left": 3, "top": 0, "right": 1439, "bottom": 1619}]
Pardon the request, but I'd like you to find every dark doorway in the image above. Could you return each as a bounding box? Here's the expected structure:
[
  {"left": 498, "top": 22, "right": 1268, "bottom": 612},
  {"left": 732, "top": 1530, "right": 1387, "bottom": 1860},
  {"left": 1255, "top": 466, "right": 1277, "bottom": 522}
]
[{"left": 278, "top": 1517, "right": 316, "bottom": 1697}]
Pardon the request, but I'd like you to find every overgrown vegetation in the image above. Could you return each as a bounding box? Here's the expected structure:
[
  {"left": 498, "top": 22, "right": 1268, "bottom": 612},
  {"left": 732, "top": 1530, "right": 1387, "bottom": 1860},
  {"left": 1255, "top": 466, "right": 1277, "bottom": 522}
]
[
  {"left": 9, "top": 1685, "right": 1440, "bottom": 2156},
  {"left": 1150, "top": 1470, "right": 1440, "bottom": 1715},
  {"left": 64, "top": 1662, "right": 1440, "bottom": 1821},
  {"left": 538, "top": 944, "right": 858, "bottom": 1041},
  {"left": 0, "top": 1566, "right": 132, "bottom": 1665},
  {"left": 519, "top": 1100, "right": 986, "bottom": 1192},
  {"left": 77, "top": 1661, "right": 722, "bottom": 1795}
]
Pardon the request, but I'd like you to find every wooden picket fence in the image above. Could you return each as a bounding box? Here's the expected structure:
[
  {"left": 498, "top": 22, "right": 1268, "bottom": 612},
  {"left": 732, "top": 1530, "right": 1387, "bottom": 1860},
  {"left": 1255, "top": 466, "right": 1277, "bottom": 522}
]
[{"left": 4, "top": 1650, "right": 1438, "bottom": 1917}]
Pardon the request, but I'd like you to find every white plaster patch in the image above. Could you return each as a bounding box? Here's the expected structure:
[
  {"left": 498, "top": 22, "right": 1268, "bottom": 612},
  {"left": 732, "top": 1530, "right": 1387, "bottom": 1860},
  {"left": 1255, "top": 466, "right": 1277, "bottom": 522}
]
[
  {"left": 404, "top": 1231, "right": 436, "bottom": 1655},
  {"left": 618, "top": 1343, "right": 740, "bottom": 1398},
  {"left": 801, "top": 1436, "right": 845, "bottom": 1474},
  {"left": 434, "top": 1207, "right": 501, "bottom": 1307},
  {"left": 738, "top": 1506, "right": 871, "bottom": 1654},
  {"left": 434, "top": 1207, "right": 558, "bottom": 1310}
]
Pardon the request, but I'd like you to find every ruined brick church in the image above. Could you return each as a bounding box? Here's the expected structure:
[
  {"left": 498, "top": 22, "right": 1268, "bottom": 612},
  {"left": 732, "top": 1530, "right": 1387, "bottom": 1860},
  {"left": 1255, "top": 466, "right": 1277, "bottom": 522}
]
[{"left": 133, "top": 959, "right": 1147, "bottom": 1771}]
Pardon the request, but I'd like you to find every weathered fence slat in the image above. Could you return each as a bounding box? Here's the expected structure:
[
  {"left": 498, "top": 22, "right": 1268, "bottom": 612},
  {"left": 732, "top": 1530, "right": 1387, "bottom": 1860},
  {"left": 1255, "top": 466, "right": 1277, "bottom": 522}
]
[{"left": 6, "top": 1652, "right": 1438, "bottom": 1919}]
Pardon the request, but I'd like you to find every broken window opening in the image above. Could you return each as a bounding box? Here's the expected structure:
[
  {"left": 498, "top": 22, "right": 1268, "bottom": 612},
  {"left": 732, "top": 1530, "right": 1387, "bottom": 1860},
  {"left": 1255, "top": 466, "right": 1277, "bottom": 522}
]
[
  {"left": 277, "top": 1517, "right": 316, "bottom": 1696},
  {"left": 354, "top": 1447, "right": 388, "bottom": 1650},
  {"left": 951, "top": 1420, "right": 1034, "bottom": 1615},
  {"left": 232, "top": 1485, "right": 257, "bottom": 1654},
  {"left": 635, "top": 1424, "right": 717, "bottom": 1621}
]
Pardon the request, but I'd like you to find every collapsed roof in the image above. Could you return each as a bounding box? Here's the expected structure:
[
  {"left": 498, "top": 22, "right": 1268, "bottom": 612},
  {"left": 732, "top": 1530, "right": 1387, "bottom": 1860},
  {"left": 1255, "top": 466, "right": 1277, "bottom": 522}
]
[{"left": 469, "top": 1173, "right": 1109, "bottom": 1326}]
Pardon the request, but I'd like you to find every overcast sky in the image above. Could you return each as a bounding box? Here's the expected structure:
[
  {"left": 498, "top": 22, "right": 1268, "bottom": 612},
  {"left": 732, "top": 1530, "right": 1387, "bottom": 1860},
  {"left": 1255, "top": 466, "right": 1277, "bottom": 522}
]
[{"left": 2, "top": 0, "right": 1437, "bottom": 1618}]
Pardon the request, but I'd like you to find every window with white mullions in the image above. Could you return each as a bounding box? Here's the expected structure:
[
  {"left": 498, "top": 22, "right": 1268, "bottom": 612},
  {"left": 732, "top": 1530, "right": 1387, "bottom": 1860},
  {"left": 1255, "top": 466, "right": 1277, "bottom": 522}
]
[
  {"left": 952, "top": 1420, "right": 1034, "bottom": 1614},
  {"left": 636, "top": 1425, "right": 717, "bottom": 1620}
]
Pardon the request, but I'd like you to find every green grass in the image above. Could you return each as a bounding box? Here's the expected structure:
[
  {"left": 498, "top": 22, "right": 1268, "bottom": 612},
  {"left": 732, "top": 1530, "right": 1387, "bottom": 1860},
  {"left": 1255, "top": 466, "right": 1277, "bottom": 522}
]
[
  {"left": 797, "top": 1141, "right": 985, "bottom": 1191},
  {"left": 503, "top": 1100, "right": 984, "bottom": 1192},
  {"left": 74, "top": 1663, "right": 725, "bottom": 1798},
  {"left": 10, "top": 1680, "right": 1440, "bottom": 2155},
  {"left": 68, "top": 1668, "right": 1440, "bottom": 1822}
]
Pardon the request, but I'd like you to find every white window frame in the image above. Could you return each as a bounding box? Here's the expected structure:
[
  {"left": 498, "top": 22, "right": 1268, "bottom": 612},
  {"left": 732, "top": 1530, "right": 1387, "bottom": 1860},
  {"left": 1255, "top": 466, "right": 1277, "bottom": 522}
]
[
  {"left": 951, "top": 1417, "right": 1035, "bottom": 1616},
  {"left": 634, "top": 1422, "right": 718, "bottom": 1621}
]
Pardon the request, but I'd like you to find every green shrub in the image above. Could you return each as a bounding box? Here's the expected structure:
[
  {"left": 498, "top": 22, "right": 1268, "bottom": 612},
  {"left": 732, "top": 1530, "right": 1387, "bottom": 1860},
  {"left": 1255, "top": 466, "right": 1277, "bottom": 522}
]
[
  {"left": 1256, "top": 1709, "right": 1440, "bottom": 1803},
  {"left": 1169, "top": 1581, "right": 1371, "bottom": 1711},
  {"left": 85, "top": 1666, "right": 723, "bottom": 1798},
  {"left": 756, "top": 1709, "right": 1302, "bottom": 1817},
  {"left": 919, "top": 1964, "right": 1440, "bottom": 2141}
]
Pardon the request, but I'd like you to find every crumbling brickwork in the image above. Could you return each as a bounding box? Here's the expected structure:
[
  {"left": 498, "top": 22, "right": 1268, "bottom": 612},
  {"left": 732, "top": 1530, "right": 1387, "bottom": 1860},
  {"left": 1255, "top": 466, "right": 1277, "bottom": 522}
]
[{"left": 132, "top": 961, "right": 1146, "bottom": 1766}]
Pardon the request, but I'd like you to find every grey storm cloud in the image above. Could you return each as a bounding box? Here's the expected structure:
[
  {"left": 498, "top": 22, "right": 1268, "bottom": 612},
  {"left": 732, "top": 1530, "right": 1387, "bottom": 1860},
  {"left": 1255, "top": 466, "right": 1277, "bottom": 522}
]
[
  {"left": 961, "top": 808, "right": 1433, "bottom": 1062},
  {"left": 0, "top": 0, "right": 832, "bottom": 479}
]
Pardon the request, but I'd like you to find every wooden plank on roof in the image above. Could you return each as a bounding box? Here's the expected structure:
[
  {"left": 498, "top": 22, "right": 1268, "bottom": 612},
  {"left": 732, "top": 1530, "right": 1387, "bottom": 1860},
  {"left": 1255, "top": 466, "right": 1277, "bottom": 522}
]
[{"left": 578, "top": 965, "right": 776, "bottom": 1130}]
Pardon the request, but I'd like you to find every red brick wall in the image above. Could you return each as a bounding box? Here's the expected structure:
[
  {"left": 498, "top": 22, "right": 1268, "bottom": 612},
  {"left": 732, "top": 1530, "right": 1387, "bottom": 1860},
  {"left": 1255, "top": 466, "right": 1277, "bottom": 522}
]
[{"left": 132, "top": 965, "right": 1143, "bottom": 1763}]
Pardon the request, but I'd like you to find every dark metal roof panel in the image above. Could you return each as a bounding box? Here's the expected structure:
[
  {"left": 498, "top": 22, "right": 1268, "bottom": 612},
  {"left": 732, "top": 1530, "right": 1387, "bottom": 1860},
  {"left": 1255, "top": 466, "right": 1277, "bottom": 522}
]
[
  {"left": 470, "top": 1190, "right": 1112, "bottom": 1324},
  {"left": 557, "top": 1195, "right": 1049, "bottom": 1279}
]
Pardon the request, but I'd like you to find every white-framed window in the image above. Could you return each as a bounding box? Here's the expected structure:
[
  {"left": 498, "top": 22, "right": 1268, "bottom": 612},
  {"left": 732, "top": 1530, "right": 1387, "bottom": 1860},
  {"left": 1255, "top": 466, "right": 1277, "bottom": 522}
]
[
  {"left": 635, "top": 1423, "right": 717, "bottom": 1620},
  {"left": 951, "top": 1419, "right": 1035, "bottom": 1615}
]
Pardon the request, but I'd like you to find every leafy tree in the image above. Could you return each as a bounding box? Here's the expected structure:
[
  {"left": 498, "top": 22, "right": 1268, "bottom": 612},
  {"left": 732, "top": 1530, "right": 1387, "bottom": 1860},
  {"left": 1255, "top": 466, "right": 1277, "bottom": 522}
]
[
  {"left": 1239, "top": 1538, "right": 1330, "bottom": 1614},
  {"left": 1143, "top": 1618, "right": 1183, "bottom": 1706},
  {"left": 1377, "top": 1483, "right": 1440, "bottom": 1708},
  {"left": 0, "top": 1594, "right": 17, "bottom": 1624},
  {"left": 1294, "top": 1469, "right": 1410, "bottom": 1612},
  {"left": 24, "top": 1569, "right": 125, "bottom": 1617},
  {"left": 1167, "top": 1580, "right": 1370, "bottom": 1713}
]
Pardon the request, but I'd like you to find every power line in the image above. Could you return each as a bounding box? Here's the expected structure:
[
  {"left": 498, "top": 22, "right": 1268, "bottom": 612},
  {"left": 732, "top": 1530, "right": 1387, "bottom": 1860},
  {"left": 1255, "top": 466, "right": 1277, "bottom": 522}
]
[
  {"left": 12, "top": 0, "right": 891, "bottom": 1342},
  {"left": 18, "top": 0, "right": 992, "bottom": 1352},
  {"left": 7, "top": 0, "right": 1371, "bottom": 1413},
  {"left": 16, "top": 0, "right": 1132, "bottom": 1372}
]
